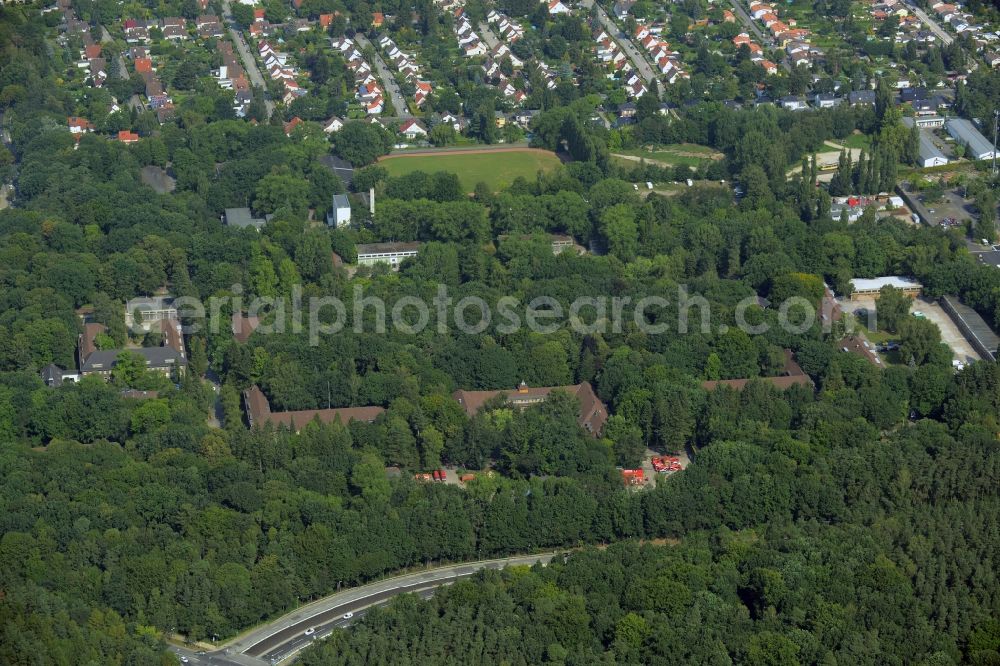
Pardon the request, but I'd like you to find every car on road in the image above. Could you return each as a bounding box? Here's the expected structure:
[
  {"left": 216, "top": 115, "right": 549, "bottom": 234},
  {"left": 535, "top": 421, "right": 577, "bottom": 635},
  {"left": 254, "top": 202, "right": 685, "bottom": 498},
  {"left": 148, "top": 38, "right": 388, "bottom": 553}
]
[
  {"left": 180, "top": 658, "right": 189, "bottom": 664},
  {"left": 304, "top": 627, "right": 316, "bottom": 636},
  {"left": 343, "top": 612, "right": 354, "bottom": 620}
]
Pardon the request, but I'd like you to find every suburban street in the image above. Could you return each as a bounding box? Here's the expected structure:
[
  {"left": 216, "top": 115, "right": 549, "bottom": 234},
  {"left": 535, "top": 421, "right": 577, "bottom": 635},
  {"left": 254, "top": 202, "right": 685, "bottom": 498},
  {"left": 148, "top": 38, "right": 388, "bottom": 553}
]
[
  {"left": 724, "top": 0, "right": 791, "bottom": 72},
  {"left": 169, "top": 553, "right": 557, "bottom": 665},
  {"left": 907, "top": 1, "right": 954, "bottom": 45},
  {"left": 220, "top": 0, "right": 274, "bottom": 117},
  {"left": 579, "top": 0, "right": 661, "bottom": 98},
  {"left": 353, "top": 33, "right": 412, "bottom": 119}
]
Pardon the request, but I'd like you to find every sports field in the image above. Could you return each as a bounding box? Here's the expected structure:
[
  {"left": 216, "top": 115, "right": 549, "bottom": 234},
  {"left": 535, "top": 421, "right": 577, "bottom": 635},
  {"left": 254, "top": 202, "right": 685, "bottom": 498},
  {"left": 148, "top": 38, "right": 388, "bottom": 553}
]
[{"left": 379, "top": 148, "right": 561, "bottom": 192}]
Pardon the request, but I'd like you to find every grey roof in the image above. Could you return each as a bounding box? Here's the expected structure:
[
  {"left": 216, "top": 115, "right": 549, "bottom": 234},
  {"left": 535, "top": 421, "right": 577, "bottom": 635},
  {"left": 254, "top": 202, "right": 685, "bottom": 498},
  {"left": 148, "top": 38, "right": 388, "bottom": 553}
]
[
  {"left": 917, "top": 131, "right": 947, "bottom": 164},
  {"left": 41, "top": 364, "right": 65, "bottom": 386},
  {"left": 849, "top": 90, "right": 876, "bottom": 104},
  {"left": 941, "top": 295, "right": 999, "bottom": 361},
  {"left": 946, "top": 118, "right": 996, "bottom": 158},
  {"left": 902, "top": 117, "right": 947, "bottom": 163},
  {"left": 224, "top": 207, "right": 266, "bottom": 229},
  {"left": 81, "top": 347, "right": 186, "bottom": 373},
  {"left": 332, "top": 194, "right": 350, "bottom": 210}
]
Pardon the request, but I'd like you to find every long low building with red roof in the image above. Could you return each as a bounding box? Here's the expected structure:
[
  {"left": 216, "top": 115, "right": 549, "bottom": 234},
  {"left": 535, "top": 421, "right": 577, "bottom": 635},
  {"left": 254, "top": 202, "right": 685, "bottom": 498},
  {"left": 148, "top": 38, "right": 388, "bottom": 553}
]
[
  {"left": 701, "top": 350, "right": 813, "bottom": 391},
  {"left": 243, "top": 385, "right": 385, "bottom": 432},
  {"left": 245, "top": 380, "right": 609, "bottom": 436},
  {"left": 451, "top": 381, "right": 608, "bottom": 436}
]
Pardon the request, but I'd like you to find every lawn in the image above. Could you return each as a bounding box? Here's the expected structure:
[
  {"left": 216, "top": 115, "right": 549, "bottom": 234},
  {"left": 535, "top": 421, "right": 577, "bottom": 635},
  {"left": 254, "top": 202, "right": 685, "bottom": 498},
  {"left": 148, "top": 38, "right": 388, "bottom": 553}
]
[
  {"left": 613, "top": 143, "right": 723, "bottom": 168},
  {"left": 379, "top": 149, "right": 562, "bottom": 192},
  {"left": 840, "top": 133, "right": 872, "bottom": 150}
]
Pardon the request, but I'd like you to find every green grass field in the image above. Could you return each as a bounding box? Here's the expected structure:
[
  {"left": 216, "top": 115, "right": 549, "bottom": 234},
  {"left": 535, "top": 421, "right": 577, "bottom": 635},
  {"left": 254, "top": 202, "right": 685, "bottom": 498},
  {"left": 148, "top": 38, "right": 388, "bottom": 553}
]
[
  {"left": 614, "top": 143, "right": 723, "bottom": 168},
  {"left": 379, "top": 149, "right": 561, "bottom": 192},
  {"left": 840, "top": 133, "right": 872, "bottom": 150}
]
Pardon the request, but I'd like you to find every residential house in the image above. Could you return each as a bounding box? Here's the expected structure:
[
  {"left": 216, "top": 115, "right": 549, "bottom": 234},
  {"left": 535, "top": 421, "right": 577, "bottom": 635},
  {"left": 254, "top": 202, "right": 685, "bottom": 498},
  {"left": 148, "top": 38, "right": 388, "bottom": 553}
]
[
  {"left": 780, "top": 95, "right": 808, "bottom": 111},
  {"left": 323, "top": 116, "right": 344, "bottom": 133},
  {"left": 811, "top": 92, "right": 839, "bottom": 108},
  {"left": 547, "top": 0, "right": 570, "bottom": 14},
  {"left": 283, "top": 116, "right": 304, "bottom": 136},
  {"left": 123, "top": 18, "right": 149, "bottom": 43},
  {"left": 326, "top": 194, "right": 351, "bottom": 227},
  {"left": 88, "top": 58, "right": 107, "bottom": 87},
  {"left": 67, "top": 116, "right": 93, "bottom": 133},
  {"left": 117, "top": 130, "right": 140, "bottom": 143},
  {"left": 196, "top": 15, "right": 224, "bottom": 38},
  {"left": 848, "top": 90, "right": 876, "bottom": 106},
  {"left": 161, "top": 17, "right": 187, "bottom": 40}
]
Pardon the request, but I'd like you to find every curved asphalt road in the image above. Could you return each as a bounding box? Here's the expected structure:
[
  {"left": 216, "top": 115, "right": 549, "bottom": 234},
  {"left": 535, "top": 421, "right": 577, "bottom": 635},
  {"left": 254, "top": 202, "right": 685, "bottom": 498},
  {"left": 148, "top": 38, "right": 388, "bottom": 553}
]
[{"left": 169, "top": 553, "right": 558, "bottom": 665}]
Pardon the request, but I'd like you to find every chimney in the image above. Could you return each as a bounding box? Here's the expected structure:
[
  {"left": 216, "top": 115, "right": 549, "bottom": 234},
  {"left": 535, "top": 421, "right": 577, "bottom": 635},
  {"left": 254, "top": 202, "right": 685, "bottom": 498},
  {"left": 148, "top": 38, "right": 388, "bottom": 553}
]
[
  {"left": 517, "top": 380, "right": 528, "bottom": 393},
  {"left": 369, "top": 187, "right": 375, "bottom": 215}
]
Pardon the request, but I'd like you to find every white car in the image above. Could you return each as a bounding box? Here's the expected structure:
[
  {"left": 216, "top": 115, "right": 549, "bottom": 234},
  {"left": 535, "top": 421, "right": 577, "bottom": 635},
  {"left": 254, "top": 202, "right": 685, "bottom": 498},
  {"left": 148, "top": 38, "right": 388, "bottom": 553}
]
[
  {"left": 343, "top": 612, "right": 354, "bottom": 620},
  {"left": 304, "top": 627, "right": 316, "bottom": 636}
]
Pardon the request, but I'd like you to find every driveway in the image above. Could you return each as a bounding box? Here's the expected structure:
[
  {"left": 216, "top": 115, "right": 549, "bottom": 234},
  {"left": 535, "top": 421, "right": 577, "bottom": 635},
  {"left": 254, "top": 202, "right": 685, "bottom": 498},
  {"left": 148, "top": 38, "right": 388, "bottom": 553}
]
[{"left": 353, "top": 33, "right": 412, "bottom": 119}]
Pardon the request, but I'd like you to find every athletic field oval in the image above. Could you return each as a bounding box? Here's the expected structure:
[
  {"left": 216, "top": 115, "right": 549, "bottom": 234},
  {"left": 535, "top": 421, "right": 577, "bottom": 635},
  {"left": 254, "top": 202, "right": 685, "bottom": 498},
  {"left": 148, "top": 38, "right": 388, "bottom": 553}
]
[{"left": 378, "top": 147, "right": 562, "bottom": 193}]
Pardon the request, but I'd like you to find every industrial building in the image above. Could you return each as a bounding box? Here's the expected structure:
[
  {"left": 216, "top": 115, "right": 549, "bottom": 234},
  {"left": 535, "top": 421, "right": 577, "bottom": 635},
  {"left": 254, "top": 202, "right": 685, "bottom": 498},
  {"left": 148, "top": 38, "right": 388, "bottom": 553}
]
[
  {"left": 849, "top": 276, "right": 923, "bottom": 298},
  {"left": 903, "top": 117, "right": 948, "bottom": 167},
  {"left": 945, "top": 118, "right": 998, "bottom": 161}
]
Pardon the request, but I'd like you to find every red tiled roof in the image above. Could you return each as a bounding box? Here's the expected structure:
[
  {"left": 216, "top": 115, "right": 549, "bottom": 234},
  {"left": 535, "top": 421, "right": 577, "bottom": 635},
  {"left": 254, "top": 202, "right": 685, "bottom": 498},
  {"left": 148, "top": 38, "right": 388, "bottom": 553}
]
[
  {"left": 451, "top": 382, "right": 608, "bottom": 436},
  {"left": 79, "top": 322, "right": 106, "bottom": 362},
  {"left": 702, "top": 350, "right": 813, "bottom": 391},
  {"left": 244, "top": 385, "right": 385, "bottom": 431},
  {"left": 231, "top": 312, "right": 260, "bottom": 343}
]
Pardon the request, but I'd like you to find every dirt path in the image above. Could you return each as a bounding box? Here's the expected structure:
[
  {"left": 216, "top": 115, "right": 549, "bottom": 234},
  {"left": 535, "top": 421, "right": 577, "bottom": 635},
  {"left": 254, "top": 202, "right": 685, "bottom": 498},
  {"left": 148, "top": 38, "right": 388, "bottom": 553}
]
[{"left": 613, "top": 153, "right": 670, "bottom": 168}]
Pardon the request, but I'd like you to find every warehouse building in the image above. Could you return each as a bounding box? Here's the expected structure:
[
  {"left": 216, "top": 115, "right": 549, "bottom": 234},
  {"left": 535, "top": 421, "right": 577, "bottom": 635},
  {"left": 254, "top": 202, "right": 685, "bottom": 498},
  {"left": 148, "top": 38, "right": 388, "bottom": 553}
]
[{"left": 946, "top": 118, "right": 998, "bottom": 161}]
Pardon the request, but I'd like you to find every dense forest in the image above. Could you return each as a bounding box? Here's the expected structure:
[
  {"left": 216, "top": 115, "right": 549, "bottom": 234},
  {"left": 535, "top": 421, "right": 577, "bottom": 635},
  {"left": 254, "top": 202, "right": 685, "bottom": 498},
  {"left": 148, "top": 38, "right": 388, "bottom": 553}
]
[{"left": 1, "top": 3, "right": 1000, "bottom": 665}]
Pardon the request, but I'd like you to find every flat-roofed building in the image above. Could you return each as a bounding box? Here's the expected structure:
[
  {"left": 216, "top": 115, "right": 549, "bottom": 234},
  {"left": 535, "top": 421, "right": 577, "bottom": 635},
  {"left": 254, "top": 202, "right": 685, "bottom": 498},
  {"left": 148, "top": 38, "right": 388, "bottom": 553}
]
[
  {"left": 849, "top": 276, "right": 923, "bottom": 298},
  {"left": 125, "top": 295, "right": 177, "bottom": 331},
  {"left": 940, "top": 295, "right": 999, "bottom": 361},
  {"left": 224, "top": 207, "right": 268, "bottom": 230}
]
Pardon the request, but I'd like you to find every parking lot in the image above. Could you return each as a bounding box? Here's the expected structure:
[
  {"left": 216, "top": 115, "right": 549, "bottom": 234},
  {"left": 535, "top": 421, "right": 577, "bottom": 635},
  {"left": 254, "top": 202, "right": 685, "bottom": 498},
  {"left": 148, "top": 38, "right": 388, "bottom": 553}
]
[
  {"left": 929, "top": 188, "right": 976, "bottom": 228},
  {"left": 846, "top": 296, "right": 981, "bottom": 364},
  {"left": 914, "top": 299, "right": 982, "bottom": 363}
]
